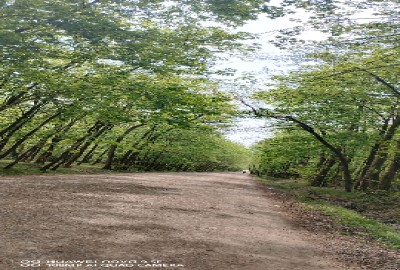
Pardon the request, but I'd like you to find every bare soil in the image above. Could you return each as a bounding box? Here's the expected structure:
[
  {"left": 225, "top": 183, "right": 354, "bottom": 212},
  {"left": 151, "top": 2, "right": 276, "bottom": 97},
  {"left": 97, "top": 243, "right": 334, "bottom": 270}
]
[{"left": 0, "top": 172, "right": 368, "bottom": 269}]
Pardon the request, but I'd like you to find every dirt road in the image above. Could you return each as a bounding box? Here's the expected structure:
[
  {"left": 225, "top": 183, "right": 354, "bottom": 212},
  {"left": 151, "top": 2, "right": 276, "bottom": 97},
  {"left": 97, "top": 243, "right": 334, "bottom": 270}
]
[{"left": 0, "top": 172, "right": 358, "bottom": 270}]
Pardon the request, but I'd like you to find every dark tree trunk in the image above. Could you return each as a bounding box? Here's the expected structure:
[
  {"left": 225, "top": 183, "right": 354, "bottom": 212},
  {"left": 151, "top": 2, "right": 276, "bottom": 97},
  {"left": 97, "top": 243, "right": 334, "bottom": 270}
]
[
  {"left": 118, "top": 127, "right": 156, "bottom": 169},
  {"left": 61, "top": 124, "right": 113, "bottom": 168},
  {"left": 0, "top": 82, "right": 39, "bottom": 112},
  {"left": 379, "top": 140, "right": 400, "bottom": 191},
  {"left": 361, "top": 115, "right": 400, "bottom": 189},
  {"left": 0, "top": 112, "right": 60, "bottom": 159},
  {"left": 285, "top": 116, "right": 353, "bottom": 192},
  {"left": 0, "top": 101, "right": 45, "bottom": 151},
  {"left": 103, "top": 123, "right": 144, "bottom": 170},
  {"left": 355, "top": 118, "right": 390, "bottom": 190},
  {"left": 35, "top": 136, "right": 63, "bottom": 164},
  {"left": 91, "top": 148, "right": 108, "bottom": 165},
  {"left": 77, "top": 144, "right": 98, "bottom": 165},
  {"left": 312, "top": 157, "right": 336, "bottom": 187},
  {"left": 40, "top": 121, "right": 105, "bottom": 170}
]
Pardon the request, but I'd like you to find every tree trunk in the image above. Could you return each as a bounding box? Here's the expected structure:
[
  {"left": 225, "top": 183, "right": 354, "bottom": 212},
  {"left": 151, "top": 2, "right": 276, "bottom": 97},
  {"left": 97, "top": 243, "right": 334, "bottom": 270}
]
[
  {"left": 362, "top": 115, "right": 400, "bottom": 189},
  {"left": 354, "top": 118, "right": 390, "bottom": 190},
  {"left": 103, "top": 123, "right": 144, "bottom": 170},
  {"left": 379, "top": 140, "right": 400, "bottom": 191},
  {"left": 77, "top": 144, "right": 98, "bottom": 165},
  {"left": 0, "top": 101, "right": 45, "bottom": 151},
  {"left": 0, "top": 82, "right": 39, "bottom": 112},
  {"left": 35, "top": 136, "right": 63, "bottom": 164},
  {"left": 118, "top": 127, "right": 156, "bottom": 168},
  {"left": 61, "top": 124, "right": 113, "bottom": 168},
  {"left": 285, "top": 116, "right": 353, "bottom": 192},
  {"left": 312, "top": 157, "right": 336, "bottom": 187},
  {"left": 0, "top": 112, "right": 60, "bottom": 159},
  {"left": 91, "top": 148, "right": 108, "bottom": 165},
  {"left": 40, "top": 121, "right": 105, "bottom": 170}
]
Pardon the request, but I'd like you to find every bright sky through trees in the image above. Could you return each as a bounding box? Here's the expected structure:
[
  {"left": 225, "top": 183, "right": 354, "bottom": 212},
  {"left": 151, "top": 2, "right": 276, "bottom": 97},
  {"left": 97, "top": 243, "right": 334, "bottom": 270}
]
[{"left": 222, "top": 9, "right": 328, "bottom": 146}]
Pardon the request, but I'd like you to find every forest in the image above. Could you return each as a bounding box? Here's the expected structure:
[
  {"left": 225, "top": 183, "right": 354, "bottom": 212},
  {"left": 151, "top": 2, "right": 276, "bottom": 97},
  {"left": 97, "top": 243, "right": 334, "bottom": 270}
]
[
  {"left": 0, "top": 0, "right": 262, "bottom": 173},
  {"left": 0, "top": 0, "right": 399, "bottom": 193},
  {"left": 248, "top": 0, "right": 399, "bottom": 193}
]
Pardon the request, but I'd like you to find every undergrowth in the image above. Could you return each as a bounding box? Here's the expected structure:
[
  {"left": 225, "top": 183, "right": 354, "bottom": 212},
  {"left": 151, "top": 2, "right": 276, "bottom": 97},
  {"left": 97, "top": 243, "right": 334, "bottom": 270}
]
[{"left": 257, "top": 177, "right": 400, "bottom": 249}]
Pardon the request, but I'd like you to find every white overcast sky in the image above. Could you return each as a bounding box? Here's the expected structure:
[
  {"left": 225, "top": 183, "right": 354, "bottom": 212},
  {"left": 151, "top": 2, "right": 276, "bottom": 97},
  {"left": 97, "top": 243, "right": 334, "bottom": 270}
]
[{"left": 221, "top": 7, "right": 328, "bottom": 147}]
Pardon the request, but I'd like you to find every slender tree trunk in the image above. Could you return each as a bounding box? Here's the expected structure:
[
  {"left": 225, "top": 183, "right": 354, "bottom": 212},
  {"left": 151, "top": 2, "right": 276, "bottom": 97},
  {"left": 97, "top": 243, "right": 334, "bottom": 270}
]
[
  {"left": 362, "top": 115, "right": 400, "bottom": 189},
  {"left": 285, "top": 116, "right": 353, "bottom": 192},
  {"left": 35, "top": 136, "right": 63, "bottom": 164},
  {"left": 103, "top": 123, "right": 144, "bottom": 170},
  {"left": 0, "top": 82, "right": 39, "bottom": 112},
  {"left": 379, "top": 140, "right": 400, "bottom": 191},
  {"left": 0, "top": 112, "right": 61, "bottom": 159},
  {"left": 4, "top": 136, "right": 50, "bottom": 169},
  {"left": 355, "top": 142, "right": 383, "bottom": 190},
  {"left": 312, "top": 157, "right": 336, "bottom": 187},
  {"left": 316, "top": 151, "right": 327, "bottom": 168},
  {"left": 0, "top": 101, "right": 45, "bottom": 151},
  {"left": 77, "top": 144, "right": 98, "bottom": 165},
  {"left": 61, "top": 124, "right": 113, "bottom": 168},
  {"left": 40, "top": 121, "right": 105, "bottom": 170},
  {"left": 118, "top": 127, "right": 156, "bottom": 168},
  {"left": 91, "top": 148, "right": 108, "bottom": 165},
  {"left": 355, "top": 118, "right": 390, "bottom": 190}
]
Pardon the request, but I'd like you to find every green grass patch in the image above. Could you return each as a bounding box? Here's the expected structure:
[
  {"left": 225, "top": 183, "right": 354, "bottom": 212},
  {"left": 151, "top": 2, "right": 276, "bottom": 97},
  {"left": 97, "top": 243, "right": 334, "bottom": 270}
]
[
  {"left": 257, "top": 176, "right": 400, "bottom": 249},
  {"left": 302, "top": 200, "right": 400, "bottom": 249}
]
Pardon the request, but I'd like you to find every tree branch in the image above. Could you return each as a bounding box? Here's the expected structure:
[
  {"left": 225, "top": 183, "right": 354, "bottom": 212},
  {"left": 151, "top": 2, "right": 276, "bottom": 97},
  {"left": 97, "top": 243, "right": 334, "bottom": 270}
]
[{"left": 358, "top": 68, "right": 400, "bottom": 98}]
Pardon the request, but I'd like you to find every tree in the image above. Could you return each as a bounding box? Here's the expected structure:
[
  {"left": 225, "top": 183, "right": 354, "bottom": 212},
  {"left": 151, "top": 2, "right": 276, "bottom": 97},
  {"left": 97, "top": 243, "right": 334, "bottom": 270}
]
[{"left": 1, "top": 0, "right": 267, "bottom": 172}]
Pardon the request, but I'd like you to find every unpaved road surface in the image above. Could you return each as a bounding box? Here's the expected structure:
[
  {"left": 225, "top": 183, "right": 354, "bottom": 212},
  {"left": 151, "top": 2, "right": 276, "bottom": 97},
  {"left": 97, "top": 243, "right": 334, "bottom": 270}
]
[{"left": 0, "top": 172, "right": 359, "bottom": 270}]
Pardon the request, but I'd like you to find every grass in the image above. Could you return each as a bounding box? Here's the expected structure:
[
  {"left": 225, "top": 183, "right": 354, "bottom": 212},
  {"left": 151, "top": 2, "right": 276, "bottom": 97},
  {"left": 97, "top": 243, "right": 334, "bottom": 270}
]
[
  {"left": 302, "top": 199, "right": 400, "bottom": 249},
  {"left": 257, "top": 177, "right": 400, "bottom": 250}
]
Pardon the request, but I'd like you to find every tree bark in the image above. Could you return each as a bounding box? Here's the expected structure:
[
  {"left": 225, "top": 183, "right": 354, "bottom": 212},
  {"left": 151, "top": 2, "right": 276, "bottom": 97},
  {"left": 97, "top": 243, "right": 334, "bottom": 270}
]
[
  {"left": 0, "top": 112, "right": 61, "bottom": 159},
  {"left": 355, "top": 118, "right": 390, "bottom": 190},
  {"left": 379, "top": 140, "right": 400, "bottom": 191},
  {"left": 61, "top": 124, "right": 113, "bottom": 168},
  {"left": 285, "top": 116, "right": 353, "bottom": 192},
  {"left": 103, "top": 123, "right": 144, "bottom": 170},
  {"left": 362, "top": 115, "right": 400, "bottom": 189},
  {"left": 40, "top": 121, "right": 105, "bottom": 170},
  {"left": 0, "top": 101, "right": 45, "bottom": 151},
  {"left": 312, "top": 156, "right": 336, "bottom": 187},
  {"left": 77, "top": 144, "right": 99, "bottom": 165}
]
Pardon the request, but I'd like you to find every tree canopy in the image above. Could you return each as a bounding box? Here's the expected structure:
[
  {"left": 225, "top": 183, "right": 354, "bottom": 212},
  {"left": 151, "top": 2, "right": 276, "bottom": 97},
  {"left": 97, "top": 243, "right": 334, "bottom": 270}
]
[
  {"left": 1, "top": 0, "right": 274, "bottom": 172},
  {"left": 247, "top": 0, "right": 400, "bottom": 191}
]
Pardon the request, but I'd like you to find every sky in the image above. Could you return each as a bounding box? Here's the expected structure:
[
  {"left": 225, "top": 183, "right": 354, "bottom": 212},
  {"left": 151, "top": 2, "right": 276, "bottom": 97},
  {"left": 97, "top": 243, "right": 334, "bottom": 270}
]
[
  {"left": 221, "top": 8, "right": 328, "bottom": 147},
  {"left": 221, "top": 1, "right": 382, "bottom": 147}
]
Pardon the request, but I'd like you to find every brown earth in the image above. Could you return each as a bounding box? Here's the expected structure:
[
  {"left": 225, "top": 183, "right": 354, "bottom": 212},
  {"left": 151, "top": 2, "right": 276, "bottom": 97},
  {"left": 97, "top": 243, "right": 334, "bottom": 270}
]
[{"left": 0, "top": 172, "right": 371, "bottom": 270}]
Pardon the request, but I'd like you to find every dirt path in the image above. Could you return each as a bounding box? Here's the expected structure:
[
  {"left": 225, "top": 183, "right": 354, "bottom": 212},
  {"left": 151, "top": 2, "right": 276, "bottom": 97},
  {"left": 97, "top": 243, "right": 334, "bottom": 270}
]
[{"left": 0, "top": 172, "right": 359, "bottom": 270}]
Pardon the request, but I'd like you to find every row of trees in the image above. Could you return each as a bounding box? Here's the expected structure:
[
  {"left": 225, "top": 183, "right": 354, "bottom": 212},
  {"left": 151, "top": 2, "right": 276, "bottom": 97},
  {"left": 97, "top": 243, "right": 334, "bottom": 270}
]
[
  {"left": 249, "top": 0, "right": 399, "bottom": 191},
  {"left": 0, "top": 0, "right": 269, "bottom": 172}
]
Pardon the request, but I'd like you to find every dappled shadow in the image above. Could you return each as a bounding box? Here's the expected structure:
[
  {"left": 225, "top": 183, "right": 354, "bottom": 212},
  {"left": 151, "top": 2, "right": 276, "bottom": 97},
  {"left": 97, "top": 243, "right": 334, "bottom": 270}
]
[
  {"left": 47, "top": 181, "right": 180, "bottom": 196},
  {"left": 206, "top": 181, "right": 258, "bottom": 191}
]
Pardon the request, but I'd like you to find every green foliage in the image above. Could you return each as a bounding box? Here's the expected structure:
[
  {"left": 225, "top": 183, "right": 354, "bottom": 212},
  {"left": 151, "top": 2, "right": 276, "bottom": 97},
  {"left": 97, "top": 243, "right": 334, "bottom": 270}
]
[
  {"left": 0, "top": 0, "right": 265, "bottom": 172},
  {"left": 117, "top": 127, "right": 250, "bottom": 172},
  {"left": 302, "top": 201, "right": 400, "bottom": 249},
  {"left": 250, "top": 2, "right": 400, "bottom": 190},
  {"left": 251, "top": 132, "right": 323, "bottom": 178},
  {"left": 258, "top": 177, "right": 400, "bottom": 249}
]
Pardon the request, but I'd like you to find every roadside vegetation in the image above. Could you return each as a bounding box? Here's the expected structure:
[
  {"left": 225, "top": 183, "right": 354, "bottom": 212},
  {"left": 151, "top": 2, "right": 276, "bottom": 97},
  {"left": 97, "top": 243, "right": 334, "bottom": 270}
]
[
  {"left": 246, "top": 0, "right": 400, "bottom": 250},
  {"left": 248, "top": 0, "right": 399, "bottom": 191},
  {"left": 0, "top": 0, "right": 266, "bottom": 173},
  {"left": 257, "top": 177, "right": 400, "bottom": 249}
]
